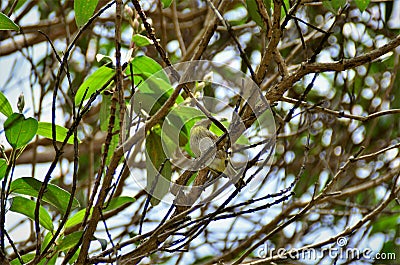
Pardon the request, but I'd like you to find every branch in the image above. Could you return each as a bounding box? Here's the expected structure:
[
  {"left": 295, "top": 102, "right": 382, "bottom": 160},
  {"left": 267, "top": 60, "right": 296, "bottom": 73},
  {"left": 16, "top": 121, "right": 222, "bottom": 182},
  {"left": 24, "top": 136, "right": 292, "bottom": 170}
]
[{"left": 266, "top": 34, "right": 400, "bottom": 102}]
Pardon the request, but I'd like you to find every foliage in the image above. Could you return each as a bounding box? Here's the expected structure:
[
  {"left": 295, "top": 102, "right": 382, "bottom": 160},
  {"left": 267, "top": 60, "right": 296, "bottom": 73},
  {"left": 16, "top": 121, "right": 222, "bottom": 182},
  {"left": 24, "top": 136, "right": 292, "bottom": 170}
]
[{"left": 0, "top": 12, "right": 19, "bottom": 31}]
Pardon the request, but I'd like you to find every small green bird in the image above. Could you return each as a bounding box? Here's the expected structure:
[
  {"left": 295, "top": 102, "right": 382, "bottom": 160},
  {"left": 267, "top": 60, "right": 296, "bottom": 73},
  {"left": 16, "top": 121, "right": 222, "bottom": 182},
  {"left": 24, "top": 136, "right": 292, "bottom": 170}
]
[{"left": 189, "top": 119, "right": 244, "bottom": 189}]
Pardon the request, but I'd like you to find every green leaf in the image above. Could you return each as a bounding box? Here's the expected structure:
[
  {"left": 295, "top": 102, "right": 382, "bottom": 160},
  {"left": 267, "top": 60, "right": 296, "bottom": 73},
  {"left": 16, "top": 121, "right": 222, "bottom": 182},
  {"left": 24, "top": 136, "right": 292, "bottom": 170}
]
[
  {"left": 10, "top": 177, "right": 80, "bottom": 214},
  {"left": 161, "top": 0, "right": 173, "bottom": 8},
  {"left": 9, "top": 196, "right": 54, "bottom": 231},
  {"left": 44, "top": 255, "right": 57, "bottom": 265},
  {"left": 65, "top": 209, "right": 90, "bottom": 229},
  {"left": 245, "top": 0, "right": 271, "bottom": 29},
  {"left": 126, "top": 55, "right": 169, "bottom": 83},
  {"left": 96, "top": 54, "right": 114, "bottom": 66},
  {"left": 0, "top": 12, "right": 19, "bottom": 31},
  {"left": 4, "top": 113, "right": 38, "bottom": 149},
  {"left": 0, "top": 159, "right": 7, "bottom": 181},
  {"left": 100, "top": 94, "right": 112, "bottom": 132},
  {"left": 3, "top": 0, "right": 27, "bottom": 15},
  {"left": 128, "top": 56, "right": 183, "bottom": 111},
  {"left": 10, "top": 253, "right": 34, "bottom": 265},
  {"left": 74, "top": 0, "right": 99, "bottom": 26},
  {"left": 323, "top": 0, "right": 346, "bottom": 14},
  {"left": 57, "top": 231, "right": 84, "bottom": 252},
  {"left": 75, "top": 66, "right": 114, "bottom": 105},
  {"left": 146, "top": 129, "right": 172, "bottom": 206},
  {"left": 42, "top": 232, "right": 52, "bottom": 252},
  {"left": 354, "top": 0, "right": 370, "bottom": 11},
  {"left": 281, "top": 0, "right": 290, "bottom": 18},
  {"left": 10, "top": 252, "right": 57, "bottom": 265},
  {"left": 104, "top": 196, "right": 136, "bottom": 211},
  {"left": 127, "top": 56, "right": 179, "bottom": 116},
  {"left": 133, "top": 73, "right": 182, "bottom": 116},
  {"left": 13, "top": 0, "right": 27, "bottom": 12},
  {"left": 37, "top": 122, "right": 79, "bottom": 144},
  {"left": 371, "top": 213, "right": 400, "bottom": 233},
  {"left": 67, "top": 248, "right": 80, "bottom": 264},
  {"left": 0, "top": 91, "right": 13, "bottom": 117},
  {"left": 65, "top": 196, "right": 133, "bottom": 229},
  {"left": 132, "top": 34, "right": 153, "bottom": 47}
]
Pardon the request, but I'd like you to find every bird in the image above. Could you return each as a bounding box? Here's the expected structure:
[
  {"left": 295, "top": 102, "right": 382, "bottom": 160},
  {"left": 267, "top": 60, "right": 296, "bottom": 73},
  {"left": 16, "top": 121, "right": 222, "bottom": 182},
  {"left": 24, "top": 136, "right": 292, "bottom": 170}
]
[{"left": 189, "top": 118, "right": 244, "bottom": 190}]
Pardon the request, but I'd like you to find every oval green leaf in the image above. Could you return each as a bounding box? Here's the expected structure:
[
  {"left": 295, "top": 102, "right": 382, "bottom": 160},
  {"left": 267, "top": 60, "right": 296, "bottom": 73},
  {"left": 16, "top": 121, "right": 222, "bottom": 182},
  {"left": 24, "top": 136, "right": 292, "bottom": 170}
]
[
  {"left": 65, "top": 208, "right": 89, "bottom": 229},
  {"left": 126, "top": 56, "right": 178, "bottom": 116},
  {"left": 104, "top": 196, "right": 136, "bottom": 211},
  {"left": 146, "top": 129, "right": 172, "bottom": 206},
  {"left": 0, "top": 12, "right": 19, "bottom": 31},
  {"left": 126, "top": 55, "right": 169, "bottom": 82},
  {"left": 57, "top": 231, "right": 84, "bottom": 252},
  {"left": 99, "top": 94, "right": 112, "bottom": 132},
  {"left": 4, "top": 113, "right": 38, "bottom": 149},
  {"left": 10, "top": 253, "right": 35, "bottom": 265},
  {"left": 0, "top": 158, "right": 7, "bottom": 181},
  {"left": 74, "top": 0, "right": 99, "bottom": 26},
  {"left": 10, "top": 177, "right": 80, "bottom": 214},
  {"left": 42, "top": 232, "right": 52, "bottom": 252},
  {"left": 11, "top": 243, "right": 58, "bottom": 265},
  {"left": 0, "top": 91, "right": 13, "bottom": 117},
  {"left": 132, "top": 34, "right": 153, "bottom": 47},
  {"left": 65, "top": 196, "right": 134, "bottom": 229},
  {"left": 75, "top": 65, "right": 114, "bottom": 105},
  {"left": 10, "top": 196, "right": 54, "bottom": 231},
  {"left": 37, "top": 122, "right": 79, "bottom": 144},
  {"left": 133, "top": 73, "right": 180, "bottom": 116}
]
